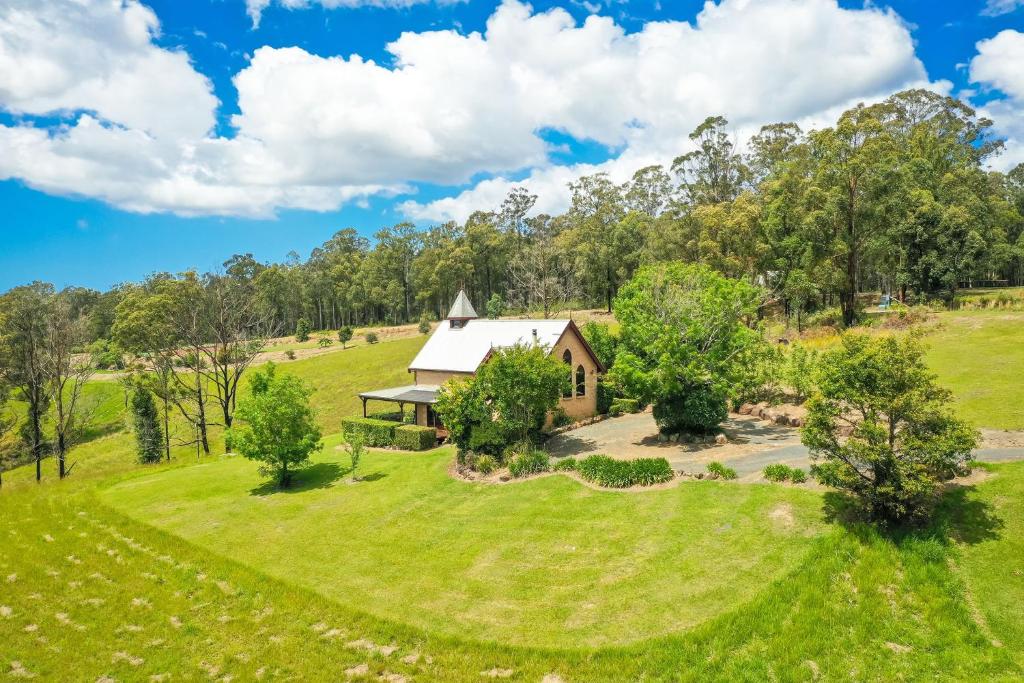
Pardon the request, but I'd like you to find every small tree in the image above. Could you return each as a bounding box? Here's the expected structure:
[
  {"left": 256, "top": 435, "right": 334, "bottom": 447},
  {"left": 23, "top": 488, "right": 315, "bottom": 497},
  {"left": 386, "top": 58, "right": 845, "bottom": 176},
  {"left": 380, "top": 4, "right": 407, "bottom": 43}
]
[
  {"left": 485, "top": 293, "right": 505, "bottom": 320},
  {"left": 802, "top": 333, "right": 978, "bottom": 524},
  {"left": 418, "top": 316, "right": 432, "bottom": 335},
  {"left": 611, "top": 263, "right": 766, "bottom": 434},
  {"left": 338, "top": 325, "right": 353, "bottom": 348},
  {"left": 436, "top": 345, "right": 567, "bottom": 453},
  {"left": 227, "top": 363, "right": 322, "bottom": 488},
  {"left": 365, "top": 332, "right": 379, "bottom": 344},
  {"left": 346, "top": 433, "right": 365, "bottom": 481},
  {"left": 785, "top": 343, "right": 819, "bottom": 403},
  {"left": 131, "top": 386, "right": 163, "bottom": 464},
  {"left": 295, "top": 318, "right": 311, "bottom": 342},
  {"left": 317, "top": 336, "right": 333, "bottom": 348}
]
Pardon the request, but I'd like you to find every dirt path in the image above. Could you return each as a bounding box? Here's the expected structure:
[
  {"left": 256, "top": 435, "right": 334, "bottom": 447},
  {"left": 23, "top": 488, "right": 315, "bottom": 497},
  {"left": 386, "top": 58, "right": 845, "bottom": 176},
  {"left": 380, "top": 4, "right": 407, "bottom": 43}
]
[{"left": 547, "top": 411, "right": 1024, "bottom": 481}]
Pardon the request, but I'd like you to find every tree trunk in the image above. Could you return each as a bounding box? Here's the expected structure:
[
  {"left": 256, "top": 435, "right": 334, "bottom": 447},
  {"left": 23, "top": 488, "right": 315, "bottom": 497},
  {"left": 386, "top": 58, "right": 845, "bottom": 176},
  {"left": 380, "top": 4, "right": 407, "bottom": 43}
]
[
  {"left": 57, "top": 432, "right": 67, "bottom": 479},
  {"left": 163, "top": 395, "right": 171, "bottom": 462}
]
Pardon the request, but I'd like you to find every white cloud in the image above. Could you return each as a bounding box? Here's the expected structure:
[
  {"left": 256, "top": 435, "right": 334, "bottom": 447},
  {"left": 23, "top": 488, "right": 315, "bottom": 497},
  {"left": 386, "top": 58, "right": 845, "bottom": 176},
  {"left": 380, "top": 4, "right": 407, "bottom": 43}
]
[
  {"left": 0, "top": 0, "right": 971, "bottom": 219},
  {"left": 970, "top": 30, "right": 1024, "bottom": 170},
  {"left": 970, "top": 30, "right": 1024, "bottom": 99},
  {"left": 246, "top": 0, "right": 465, "bottom": 28},
  {"left": 401, "top": 0, "right": 937, "bottom": 221},
  {"left": 981, "top": 0, "right": 1024, "bottom": 17},
  {"left": 0, "top": 0, "right": 215, "bottom": 139}
]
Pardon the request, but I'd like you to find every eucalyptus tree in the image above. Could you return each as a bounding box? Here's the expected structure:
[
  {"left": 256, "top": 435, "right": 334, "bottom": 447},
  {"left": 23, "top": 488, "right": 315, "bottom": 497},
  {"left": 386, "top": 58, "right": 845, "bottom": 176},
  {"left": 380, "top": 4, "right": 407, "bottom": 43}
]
[
  {"left": 43, "top": 293, "right": 95, "bottom": 478},
  {"left": 0, "top": 282, "right": 53, "bottom": 482}
]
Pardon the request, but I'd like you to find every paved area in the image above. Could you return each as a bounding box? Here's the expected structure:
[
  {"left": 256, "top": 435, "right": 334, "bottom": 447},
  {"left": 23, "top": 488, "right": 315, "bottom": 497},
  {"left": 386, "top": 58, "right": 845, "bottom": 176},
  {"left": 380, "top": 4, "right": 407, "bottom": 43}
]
[{"left": 546, "top": 411, "right": 1024, "bottom": 481}]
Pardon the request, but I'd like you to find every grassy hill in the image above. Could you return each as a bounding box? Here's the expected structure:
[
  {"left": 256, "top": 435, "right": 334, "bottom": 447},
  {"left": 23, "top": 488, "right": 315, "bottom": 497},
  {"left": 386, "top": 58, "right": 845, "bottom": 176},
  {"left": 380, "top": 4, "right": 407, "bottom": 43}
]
[{"left": 1, "top": 313, "right": 1023, "bottom": 680}]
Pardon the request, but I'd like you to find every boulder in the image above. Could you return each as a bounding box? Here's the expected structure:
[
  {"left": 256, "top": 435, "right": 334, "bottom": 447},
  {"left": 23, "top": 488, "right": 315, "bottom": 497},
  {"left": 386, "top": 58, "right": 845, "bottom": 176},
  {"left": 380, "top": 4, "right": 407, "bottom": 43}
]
[
  {"left": 714, "top": 433, "right": 728, "bottom": 445},
  {"left": 774, "top": 414, "right": 789, "bottom": 426},
  {"left": 738, "top": 403, "right": 754, "bottom": 415},
  {"left": 789, "top": 417, "right": 803, "bottom": 428}
]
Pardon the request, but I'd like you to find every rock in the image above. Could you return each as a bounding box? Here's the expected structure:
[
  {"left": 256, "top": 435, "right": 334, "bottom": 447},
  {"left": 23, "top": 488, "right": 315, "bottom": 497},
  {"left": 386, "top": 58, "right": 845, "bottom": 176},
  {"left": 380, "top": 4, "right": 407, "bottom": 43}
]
[
  {"left": 738, "top": 403, "right": 754, "bottom": 415},
  {"left": 499, "top": 474, "right": 511, "bottom": 482},
  {"left": 714, "top": 434, "right": 728, "bottom": 445},
  {"left": 774, "top": 414, "right": 789, "bottom": 426},
  {"left": 789, "top": 417, "right": 803, "bottom": 428},
  {"left": 669, "top": 433, "right": 679, "bottom": 443},
  {"left": 657, "top": 433, "right": 668, "bottom": 443}
]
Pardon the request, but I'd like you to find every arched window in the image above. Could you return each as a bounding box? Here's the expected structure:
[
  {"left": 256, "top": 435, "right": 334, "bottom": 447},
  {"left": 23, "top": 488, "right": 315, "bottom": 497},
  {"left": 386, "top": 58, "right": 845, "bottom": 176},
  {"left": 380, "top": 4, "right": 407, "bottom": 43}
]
[
  {"left": 562, "top": 349, "right": 573, "bottom": 397},
  {"left": 576, "top": 365, "right": 586, "bottom": 397}
]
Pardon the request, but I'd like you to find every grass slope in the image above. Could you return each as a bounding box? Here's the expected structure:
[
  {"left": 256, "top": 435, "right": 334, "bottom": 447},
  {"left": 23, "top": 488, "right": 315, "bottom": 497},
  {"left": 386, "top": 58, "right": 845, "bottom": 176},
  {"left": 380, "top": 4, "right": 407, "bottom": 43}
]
[
  {"left": 100, "top": 438, "right": 824, "bottom": 648},
  {"left": 925, "top": 311, "right": 1024, "bottom": 430}
]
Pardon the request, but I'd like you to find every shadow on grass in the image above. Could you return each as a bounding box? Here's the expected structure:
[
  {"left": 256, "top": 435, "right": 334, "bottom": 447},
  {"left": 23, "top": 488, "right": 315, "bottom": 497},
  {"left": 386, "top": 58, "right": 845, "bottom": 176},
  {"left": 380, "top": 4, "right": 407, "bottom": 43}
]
[
  {"left": 249, "top": 462, "right": 349, "bottom": 496},
  {"left": 821, "top": 481, "right": 1004, "bottom": 548}
]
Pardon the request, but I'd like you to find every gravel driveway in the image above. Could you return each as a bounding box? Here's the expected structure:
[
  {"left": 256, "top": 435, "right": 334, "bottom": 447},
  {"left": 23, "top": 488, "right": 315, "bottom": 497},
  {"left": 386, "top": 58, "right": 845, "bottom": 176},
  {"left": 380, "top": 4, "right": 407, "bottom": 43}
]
[{"left": 546, "top": 411, "right": 1024, "bottom": 481}]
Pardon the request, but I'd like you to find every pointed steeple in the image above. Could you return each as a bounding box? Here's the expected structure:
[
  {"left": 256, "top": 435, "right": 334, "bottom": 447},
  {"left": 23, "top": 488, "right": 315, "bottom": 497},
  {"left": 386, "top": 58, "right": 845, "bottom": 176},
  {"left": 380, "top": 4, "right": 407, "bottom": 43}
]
[{"left": 447, "top": 289, "right": 478, "bottom": 325}]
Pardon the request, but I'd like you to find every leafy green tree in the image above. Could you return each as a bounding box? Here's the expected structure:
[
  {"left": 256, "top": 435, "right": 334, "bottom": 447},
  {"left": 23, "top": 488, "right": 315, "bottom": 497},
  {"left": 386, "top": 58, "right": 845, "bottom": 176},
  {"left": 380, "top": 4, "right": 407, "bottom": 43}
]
[
  {"left": 418, "top": 315, "right": 432, "bottom": 335},
  {"left": 346, "top": 433, "right": 365, "bottom": 481},
  {"left": 485, "top": 293, "right": 505, "bottom": 319},
  {"left": 227, "top": 363, "right": 322, "bottom": 488},
  {"left": 294, "top": 318, "right": 311, "bottom": 342},
  {"left": 436, "top": 345, "right": 567, "bottom": 452},
  {"left": 338, "top": 325, "right": 353, "bottom": 348},
  {"left": 612, "top": 263, "right": 765, "bottom": 433},
  {"left": 802, "top": 334, "right": 978, "bottom": 523},
  {"left": 131, "top": 386, "right": 163, "bottom": 464},
  {"left": 580, "top": 321, "right": 617, "bottom": 370},
  {"left": 0, "top": 282, "right": 53, "bottom": 482}
]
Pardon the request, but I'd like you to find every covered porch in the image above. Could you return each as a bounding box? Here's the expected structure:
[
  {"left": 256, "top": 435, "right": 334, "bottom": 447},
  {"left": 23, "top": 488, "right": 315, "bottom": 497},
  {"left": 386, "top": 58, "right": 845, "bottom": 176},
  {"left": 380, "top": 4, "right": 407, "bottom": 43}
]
[{"left": 358, "top": 384, "right": 446, "bottom": 439}]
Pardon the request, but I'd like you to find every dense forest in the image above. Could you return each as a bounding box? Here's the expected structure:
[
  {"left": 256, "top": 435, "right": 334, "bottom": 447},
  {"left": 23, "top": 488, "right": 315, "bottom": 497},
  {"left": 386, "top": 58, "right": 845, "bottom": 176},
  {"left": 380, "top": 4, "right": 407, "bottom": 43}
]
[{"left": 9, "top": 89, "right": 1024, "bottom": 343}]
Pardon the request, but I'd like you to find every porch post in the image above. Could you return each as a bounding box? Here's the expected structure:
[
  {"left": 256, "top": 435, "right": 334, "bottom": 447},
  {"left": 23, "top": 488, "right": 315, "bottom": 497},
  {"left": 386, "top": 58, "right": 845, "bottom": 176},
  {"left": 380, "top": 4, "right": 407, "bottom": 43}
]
[{"left": 362, "top": 397, "right": 367, "bottom": 418}]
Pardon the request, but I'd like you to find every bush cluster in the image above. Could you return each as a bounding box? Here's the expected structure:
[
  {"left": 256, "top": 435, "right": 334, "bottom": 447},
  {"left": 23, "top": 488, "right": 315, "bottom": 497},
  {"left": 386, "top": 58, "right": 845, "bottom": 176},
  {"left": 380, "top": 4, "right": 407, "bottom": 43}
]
[
  {"left": 508, "top": 450, "right": 550, "bottom": 478},
  {"left": 365, "top": 331, "right": 379, "bottom": 344},
  {"left": 763, "top": 463, "right": 807, "bottom": 483},
  {"left": 576, "top": 455, "right": 673, "bottom": 488},
  {"left": 706, "top": 461, "right": 738, "bottom": 480},
  {"left": 608, "top": 397, "right": 640, "bottom": 416},
  {"left": 552, "top": 457, "right": 577, "bottom": 472},
  {"left": 341, "top": 417, "right": 400, "bottom": 447},
  {"left": 394, "top": 424, "right": 436, "bottom": 451}
]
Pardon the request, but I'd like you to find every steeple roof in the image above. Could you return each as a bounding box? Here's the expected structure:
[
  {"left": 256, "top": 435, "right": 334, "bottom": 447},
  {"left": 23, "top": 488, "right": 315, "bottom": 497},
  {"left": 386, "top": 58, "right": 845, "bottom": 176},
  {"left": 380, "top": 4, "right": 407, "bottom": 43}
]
[{"left": 447, "top": 289, "right": 478, "bottom": 320}]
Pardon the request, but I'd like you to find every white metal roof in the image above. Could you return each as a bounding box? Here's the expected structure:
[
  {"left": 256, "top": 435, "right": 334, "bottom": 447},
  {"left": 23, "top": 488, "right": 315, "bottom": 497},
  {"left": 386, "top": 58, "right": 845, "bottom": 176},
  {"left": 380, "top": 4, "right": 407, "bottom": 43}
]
[{"left": 409, "top": 319, "right": 571, "bottom": 374}]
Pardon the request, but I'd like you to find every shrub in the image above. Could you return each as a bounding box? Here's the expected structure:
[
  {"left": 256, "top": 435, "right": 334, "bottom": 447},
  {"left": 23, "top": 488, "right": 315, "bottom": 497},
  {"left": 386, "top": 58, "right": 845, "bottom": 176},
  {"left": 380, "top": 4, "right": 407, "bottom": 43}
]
[
  {"left": 468, "top": 421, "right": 506, "bottom": 457},
  {"left": 485, "top": 293, "right": 505, "bottom": 319},
  {"left": 629, "top": 458, "right": 675, "bottom": 486},
  {"left": 552, "top": 457, "right": 577, "bottom": 472},
  {"left": 89, "top": 339, "right": 125, "bottom": 370},
  {"left": 364, "top": 331, "right": 379, "bottom": 344},
  {"left": 804, "top": 307, "right": 844, "bottom": 329},
  {"left": 338, "top": 326, "right": 354, "bottom": 347},
  {"left": 653, "top": 385, "right": 728, "bottom": 434},
  {"left": 550, "top": 407, "right": 572, "bottom": 429},
  {"left": 472, "top": 453, "right": 498, "bottom": 475},
  {"left": 295, "top": 318, "right": 311, "bottom": 342},
  {"left": 706, "top": 461, "right": 737, "bottom": 480},
  {"left": 418, "top": 316, "right": 432, "bottom": 335},
  {"left": 317, "top": 336, "right": 333, "bottom": 348},
  {"left": 763, "top": 463, "right": 791, "bottom": 482},
  {"left": 785, "top": 344, "right": 819, "bottom": 403},
  {"left": 577, "top": 455, "right": 673, "bottom": 488},
  {"left": 508, "top": 450, "right": 550, "bottom": 478},
  {"left": 790, "top": 468, "right": 808, "bottom": 484},
  {"left": 285, "top": 350, "right": 296, "bottom": 360},
  {"left": 341, "top": 417, "right": 399, "bottom": 447},
  {"left": 394, "top": 424, "right": 436, "bottom": 451},
  {"left": 609, "top": 398, "right": 640, "bottom": 415},
  {"left": 596, "top": 380, "right": 618, "bottom": 415}
]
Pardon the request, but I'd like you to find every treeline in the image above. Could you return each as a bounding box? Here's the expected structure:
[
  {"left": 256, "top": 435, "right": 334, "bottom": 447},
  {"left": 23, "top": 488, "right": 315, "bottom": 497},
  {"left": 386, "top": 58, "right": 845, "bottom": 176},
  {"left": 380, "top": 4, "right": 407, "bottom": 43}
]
[{"left": 14, "top": 89, "right": 1024, "bottom": 346}]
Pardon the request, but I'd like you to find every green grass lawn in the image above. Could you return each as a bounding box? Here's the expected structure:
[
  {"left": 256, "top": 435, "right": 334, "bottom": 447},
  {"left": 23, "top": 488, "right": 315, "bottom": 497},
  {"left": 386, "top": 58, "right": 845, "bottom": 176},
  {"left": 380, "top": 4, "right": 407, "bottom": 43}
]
[
  {"left": 100, "top": 438, "right": 825, "bottom": 648},
  {"left": 925, "top": 310, "right": 1024, "bottom": 430},
  {"left": 2, "top": 314, "right": 1024, "bottom": 679}
]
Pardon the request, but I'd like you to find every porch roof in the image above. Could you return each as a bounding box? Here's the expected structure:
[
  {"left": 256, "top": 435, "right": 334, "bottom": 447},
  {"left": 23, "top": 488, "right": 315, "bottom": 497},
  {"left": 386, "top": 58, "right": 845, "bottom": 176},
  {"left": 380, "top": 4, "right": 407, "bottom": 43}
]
[{"left": 358, "top": 384, "right": 440, "bottom": 405}]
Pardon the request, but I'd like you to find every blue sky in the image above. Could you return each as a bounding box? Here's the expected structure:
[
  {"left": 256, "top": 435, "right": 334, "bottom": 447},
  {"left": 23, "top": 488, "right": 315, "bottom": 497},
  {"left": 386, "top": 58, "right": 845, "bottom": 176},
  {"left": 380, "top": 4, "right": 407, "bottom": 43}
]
[{"left": 0, "top": 0, "right": 1022, "bottom": 291}]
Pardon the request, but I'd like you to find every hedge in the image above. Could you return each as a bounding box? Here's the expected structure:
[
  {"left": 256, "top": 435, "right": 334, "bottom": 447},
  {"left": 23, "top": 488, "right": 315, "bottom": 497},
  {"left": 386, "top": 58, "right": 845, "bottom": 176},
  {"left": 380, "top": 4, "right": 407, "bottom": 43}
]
[
  {"left": 394, "top": 424, "right": 436, "bottom": 451},
  {"left": 609, "top": 398, "right": 641, "bottom": 416},
  {"left": 341, "top": 417, "right": 400, "bottom": 447},
  {"left": 577, "top": 454, "right": 673, "bottom": 488}
]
